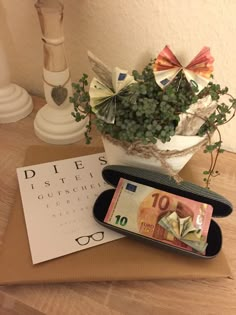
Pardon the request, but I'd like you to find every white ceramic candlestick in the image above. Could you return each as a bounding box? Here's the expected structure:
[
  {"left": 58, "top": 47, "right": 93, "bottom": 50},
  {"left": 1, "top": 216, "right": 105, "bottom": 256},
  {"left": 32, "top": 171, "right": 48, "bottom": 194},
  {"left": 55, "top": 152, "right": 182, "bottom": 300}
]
[
  {"left": 0, "top": 41, "right": 33, "bottom": 123},
  {"left": 34, "top": 68, "right": 87, "bottom": 144},
  {"left": 34, "top": 0, "right": 87, "bottom": 144}
]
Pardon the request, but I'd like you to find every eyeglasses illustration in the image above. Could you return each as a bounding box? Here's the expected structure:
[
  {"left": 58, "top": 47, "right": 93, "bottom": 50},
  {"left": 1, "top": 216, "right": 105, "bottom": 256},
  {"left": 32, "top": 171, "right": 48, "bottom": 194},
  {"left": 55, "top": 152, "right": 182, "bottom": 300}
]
[{"left": 75, "top": 231, "right": 104, "bottom": 246}]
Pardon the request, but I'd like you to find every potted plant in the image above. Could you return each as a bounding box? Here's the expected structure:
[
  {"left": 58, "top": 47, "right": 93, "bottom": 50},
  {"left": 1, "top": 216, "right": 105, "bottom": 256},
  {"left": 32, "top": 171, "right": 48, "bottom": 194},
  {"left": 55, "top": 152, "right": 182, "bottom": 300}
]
[{"left": 70, "top": 48, "right": 236, "bottom": 188}]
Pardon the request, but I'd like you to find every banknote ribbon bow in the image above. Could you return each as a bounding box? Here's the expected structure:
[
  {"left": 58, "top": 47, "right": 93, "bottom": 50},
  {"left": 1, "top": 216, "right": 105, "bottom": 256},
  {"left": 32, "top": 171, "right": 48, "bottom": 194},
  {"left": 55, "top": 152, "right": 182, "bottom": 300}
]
[
  {"left": 153, "top": 46, "right": 214, "bottom": 93},
  {"left": 89, "top": 68, "right": 136, "bottom": 124},
  {"left": 88, "top": 51, "right": 136, "bottom": 124}
]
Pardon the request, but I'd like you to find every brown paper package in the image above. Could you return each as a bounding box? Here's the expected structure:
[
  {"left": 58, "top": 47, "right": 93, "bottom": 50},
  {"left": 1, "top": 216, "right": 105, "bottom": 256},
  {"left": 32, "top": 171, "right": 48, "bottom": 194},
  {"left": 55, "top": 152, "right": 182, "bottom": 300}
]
[{"left": 0, "top": 145, "right": 232, "bottom": 285}]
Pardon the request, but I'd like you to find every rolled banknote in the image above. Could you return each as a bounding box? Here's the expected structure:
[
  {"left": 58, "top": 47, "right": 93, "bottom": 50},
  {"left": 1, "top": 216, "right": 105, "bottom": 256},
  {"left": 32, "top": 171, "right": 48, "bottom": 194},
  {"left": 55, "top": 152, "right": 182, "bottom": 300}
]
[{"left": 175, "top": 95, "right": 217, "bottom": 136}]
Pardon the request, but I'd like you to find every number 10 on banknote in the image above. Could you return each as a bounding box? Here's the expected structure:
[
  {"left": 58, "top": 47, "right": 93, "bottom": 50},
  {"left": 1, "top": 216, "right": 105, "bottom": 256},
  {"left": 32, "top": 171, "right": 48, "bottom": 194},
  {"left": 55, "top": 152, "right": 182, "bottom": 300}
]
[{"left": 104, "top": 178, "right": 213, "bottom": 254}]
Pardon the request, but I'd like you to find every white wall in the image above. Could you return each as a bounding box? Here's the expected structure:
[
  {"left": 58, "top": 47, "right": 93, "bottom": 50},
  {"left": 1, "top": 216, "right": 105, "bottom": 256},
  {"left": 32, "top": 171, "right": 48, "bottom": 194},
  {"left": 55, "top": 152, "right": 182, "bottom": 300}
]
[{"left": 1, "top": 0, "right": 236, "bottom": 152}]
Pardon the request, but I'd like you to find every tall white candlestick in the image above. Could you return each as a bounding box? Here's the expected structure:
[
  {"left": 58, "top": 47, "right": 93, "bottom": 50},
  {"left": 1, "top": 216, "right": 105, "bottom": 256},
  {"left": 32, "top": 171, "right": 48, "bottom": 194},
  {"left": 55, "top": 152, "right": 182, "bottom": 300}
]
[{"left": 34, "top": 0, "right": 87, "bottom": 144}]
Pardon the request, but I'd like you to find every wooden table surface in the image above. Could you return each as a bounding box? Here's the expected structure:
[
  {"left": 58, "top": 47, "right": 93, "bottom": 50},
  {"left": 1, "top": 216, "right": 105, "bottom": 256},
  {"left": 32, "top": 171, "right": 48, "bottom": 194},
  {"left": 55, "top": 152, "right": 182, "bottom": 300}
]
[{"left": 0, "top": 96, "right": 236, "bottom": 315}]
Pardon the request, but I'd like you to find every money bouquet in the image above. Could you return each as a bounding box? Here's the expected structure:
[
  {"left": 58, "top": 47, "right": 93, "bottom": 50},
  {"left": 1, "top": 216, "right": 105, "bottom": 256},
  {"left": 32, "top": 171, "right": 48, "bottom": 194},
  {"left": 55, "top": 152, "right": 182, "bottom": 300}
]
[{"left": 70, "top": 47, "right": 236, "bottom": 187}]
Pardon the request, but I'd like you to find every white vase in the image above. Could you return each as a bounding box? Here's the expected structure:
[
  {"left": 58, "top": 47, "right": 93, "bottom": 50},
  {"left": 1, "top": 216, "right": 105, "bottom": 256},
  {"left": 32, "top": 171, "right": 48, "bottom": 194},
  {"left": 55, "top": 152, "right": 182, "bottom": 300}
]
[{"left": 102, "top": 135, "right": 206, "bottom": 175}]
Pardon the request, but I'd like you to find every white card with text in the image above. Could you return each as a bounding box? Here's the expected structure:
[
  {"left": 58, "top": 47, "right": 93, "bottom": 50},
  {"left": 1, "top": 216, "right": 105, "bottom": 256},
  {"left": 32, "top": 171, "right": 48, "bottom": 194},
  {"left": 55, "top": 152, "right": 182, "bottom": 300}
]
[{"left": 16, "top": 153, "right": 123, "bottom": 264}]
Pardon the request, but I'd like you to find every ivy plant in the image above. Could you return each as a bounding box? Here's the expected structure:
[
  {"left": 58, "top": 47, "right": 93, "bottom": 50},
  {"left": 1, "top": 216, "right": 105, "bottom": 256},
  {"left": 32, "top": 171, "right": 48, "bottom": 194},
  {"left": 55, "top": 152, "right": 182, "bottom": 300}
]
[{"left": 70, "top": 61, "right": 236, "bottom": 188}]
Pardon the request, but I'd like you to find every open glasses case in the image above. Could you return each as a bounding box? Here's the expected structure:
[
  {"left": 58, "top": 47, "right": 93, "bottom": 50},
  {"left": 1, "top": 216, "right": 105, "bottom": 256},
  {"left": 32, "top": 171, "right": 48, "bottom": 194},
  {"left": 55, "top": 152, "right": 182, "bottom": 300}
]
[{"left": 93, "top": 165, "right": 233, "bottom": 259}]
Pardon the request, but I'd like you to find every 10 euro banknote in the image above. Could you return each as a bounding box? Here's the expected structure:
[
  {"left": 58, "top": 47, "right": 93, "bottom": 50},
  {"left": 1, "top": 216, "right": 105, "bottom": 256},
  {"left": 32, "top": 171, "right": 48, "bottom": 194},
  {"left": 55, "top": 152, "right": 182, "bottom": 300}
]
[{"left": 104, "top": 178, "right": 213, "bottom": 254}]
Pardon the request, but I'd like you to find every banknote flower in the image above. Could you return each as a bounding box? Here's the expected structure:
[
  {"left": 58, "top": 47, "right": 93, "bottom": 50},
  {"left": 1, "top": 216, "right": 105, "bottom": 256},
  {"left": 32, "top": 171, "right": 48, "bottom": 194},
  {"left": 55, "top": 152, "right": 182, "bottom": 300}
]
[
  {"left": 158, "top": 211, "right": 207, "bottom": 253},
  {"left": 89, "top": 66, "right": 136, "bottom": 124},
  {"left": 70, "top": 49, "right": 236, "bottom": 188}
]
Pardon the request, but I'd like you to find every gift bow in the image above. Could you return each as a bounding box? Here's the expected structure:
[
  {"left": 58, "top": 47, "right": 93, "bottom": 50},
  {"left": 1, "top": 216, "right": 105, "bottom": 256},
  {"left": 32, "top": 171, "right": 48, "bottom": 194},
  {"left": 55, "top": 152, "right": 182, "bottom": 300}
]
[
  {"left": 153, "top": 46, "right": 214, "bottom": 92},
  {"left": 88, "top": 51, "right": 136, "bottom": 124}
]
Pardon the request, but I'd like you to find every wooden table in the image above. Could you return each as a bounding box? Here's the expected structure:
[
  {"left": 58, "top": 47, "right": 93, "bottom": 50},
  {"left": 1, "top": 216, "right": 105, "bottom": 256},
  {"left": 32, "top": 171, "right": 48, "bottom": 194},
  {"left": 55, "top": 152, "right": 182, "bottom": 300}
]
[{"left": 0, "top": 96, "right": 236, "bottom": 315}]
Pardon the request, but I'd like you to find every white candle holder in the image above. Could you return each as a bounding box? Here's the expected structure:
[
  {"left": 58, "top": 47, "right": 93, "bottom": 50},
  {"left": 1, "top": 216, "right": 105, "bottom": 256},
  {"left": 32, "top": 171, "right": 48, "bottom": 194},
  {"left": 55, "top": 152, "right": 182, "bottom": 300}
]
[
  {"left": 0, "top": 41, "right": 33, "bottom": 124},
  {"left": 34, "top": 0, "right": 87, "bottom": 144}
]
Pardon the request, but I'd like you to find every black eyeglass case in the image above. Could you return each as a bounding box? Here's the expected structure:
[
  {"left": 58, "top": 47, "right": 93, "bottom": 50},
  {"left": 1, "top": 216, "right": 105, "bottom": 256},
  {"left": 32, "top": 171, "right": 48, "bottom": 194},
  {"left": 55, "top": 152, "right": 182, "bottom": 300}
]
[{"left": 93, "top": 165, "right": 233, "bottom": 259}]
